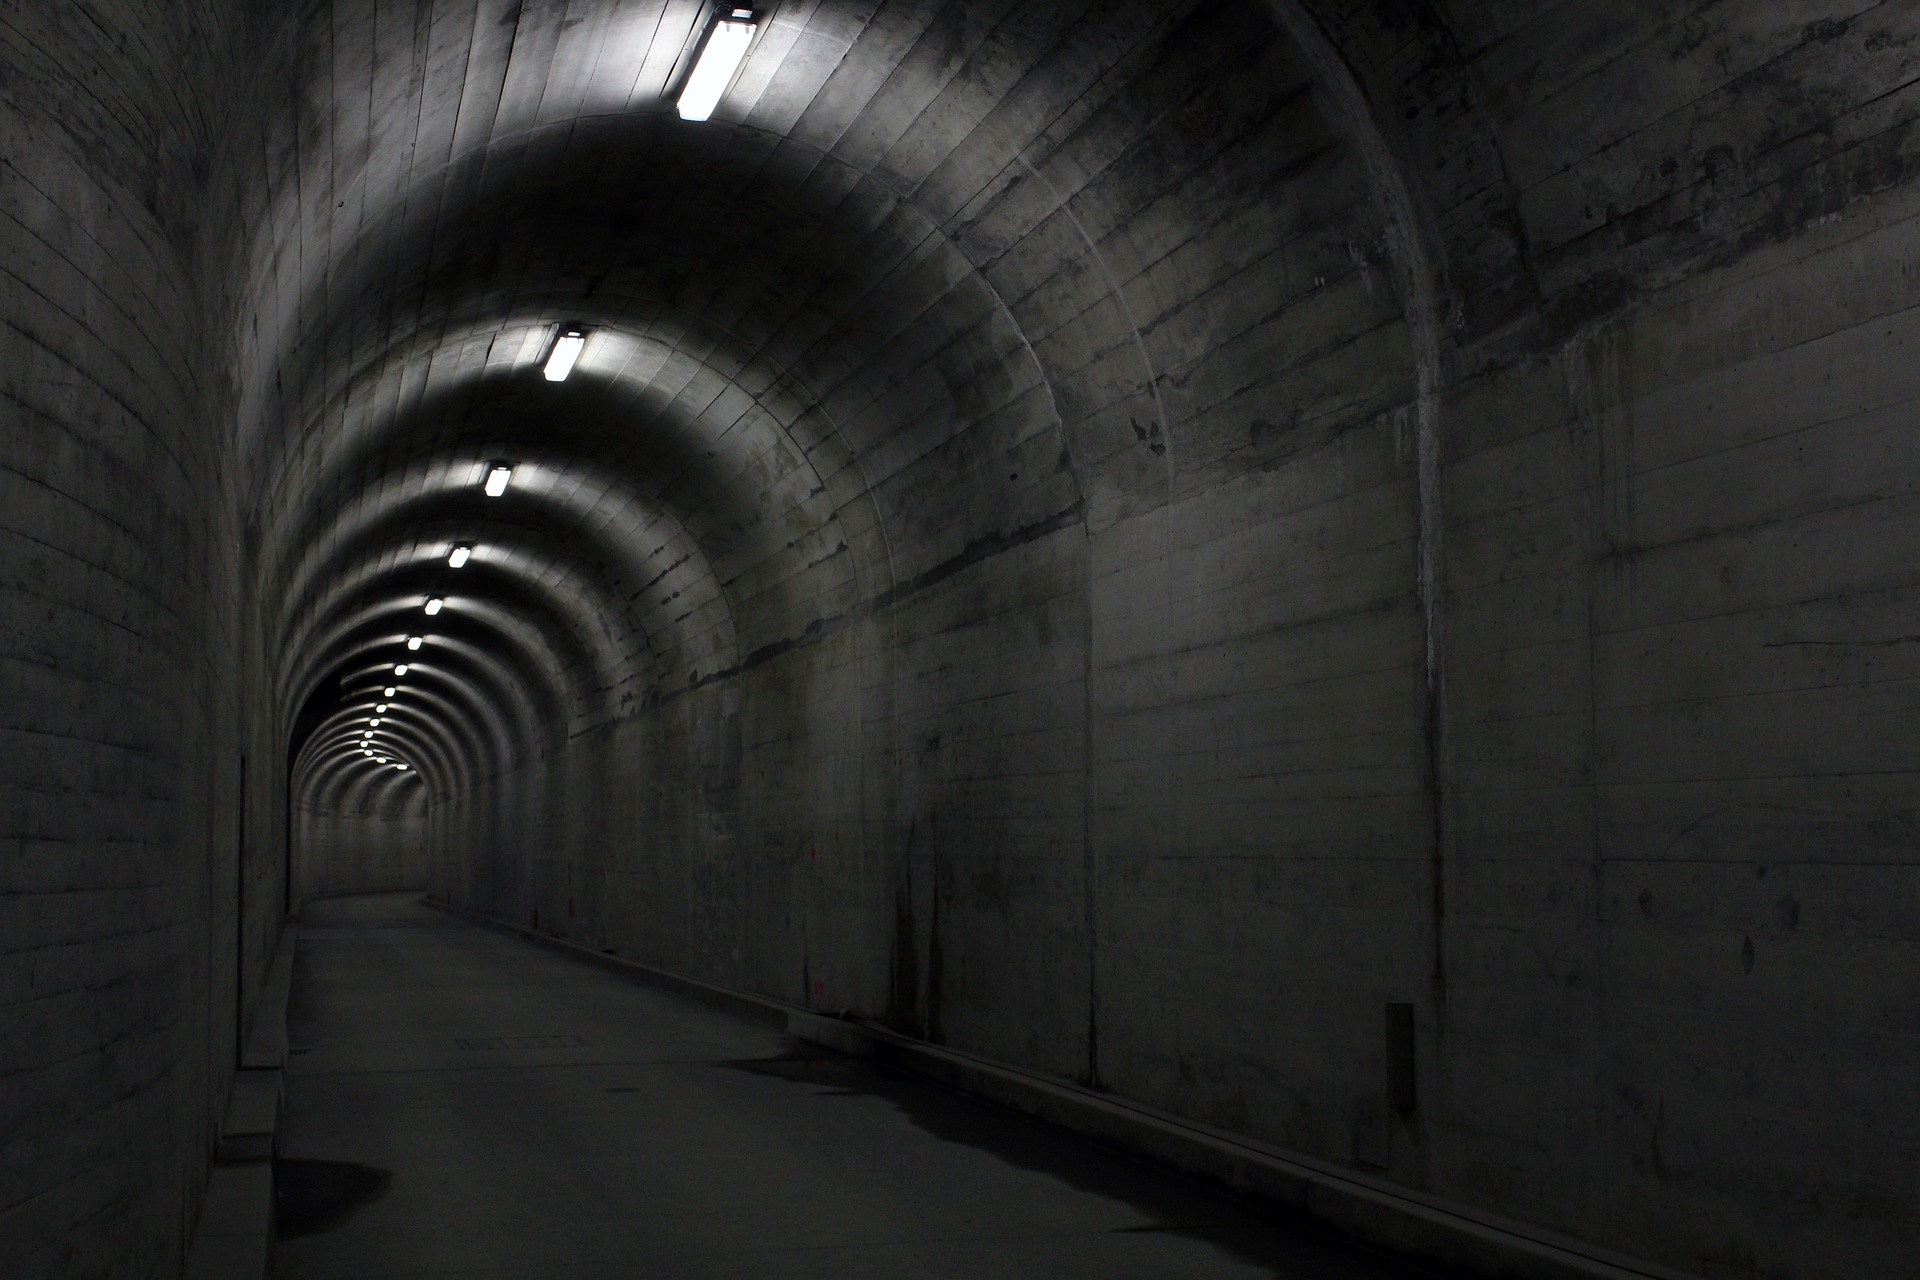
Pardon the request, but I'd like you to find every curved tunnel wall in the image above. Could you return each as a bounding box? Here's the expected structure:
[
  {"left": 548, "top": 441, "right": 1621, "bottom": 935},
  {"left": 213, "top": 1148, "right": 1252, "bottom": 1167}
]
[
  {"left": 7, "top": 2, "right": 1920, "bottom": 1277},
  {"left": 0, "top": 4, "right": 281, "bottom": 1276}
]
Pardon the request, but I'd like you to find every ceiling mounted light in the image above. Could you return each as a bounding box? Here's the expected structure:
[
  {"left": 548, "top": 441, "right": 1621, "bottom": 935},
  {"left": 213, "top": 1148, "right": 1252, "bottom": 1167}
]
[
  {"left": 363, "top": 749, "right": 374, "bottom": 756},
  {"left": 484, "top": 465, "right": 513, "bottom": 497},
  {"left": 376, "top": 704, "right": 388, "bottom": 713},
  {"left": 395, "top": 763, "right": 409, "bottom": 771},
  {"left": 370, "top": 718, "right": 381, "bottom": 726},
  {"left": 544, "top": 326, "right": 586, "bottom": 382},
  {"left": 376, "top": 757, "right": 389, "bottom": 764},
  {"left": 425, "top": 598, "right": 444, "bottom": 616},
  {"left": 677, "top": 8, "right": 756, "bottom": 122},
  {"left": 394, "top": 663, "right": 409, "bottom": 675},
  {"left": 406, "top": 636, "right": 423, "bottom": 651},
  {"left": 448, "top": 545, "right": 471, "bottom": 569},
  {"left": 384, "top": 687, "right": 397, "bottom": 697}
]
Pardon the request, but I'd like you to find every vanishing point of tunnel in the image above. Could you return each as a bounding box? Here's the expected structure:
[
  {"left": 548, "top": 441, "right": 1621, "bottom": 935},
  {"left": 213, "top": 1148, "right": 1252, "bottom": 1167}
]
[{"left": 3, "top": 2, "right": 1917, "bottom": 1278}]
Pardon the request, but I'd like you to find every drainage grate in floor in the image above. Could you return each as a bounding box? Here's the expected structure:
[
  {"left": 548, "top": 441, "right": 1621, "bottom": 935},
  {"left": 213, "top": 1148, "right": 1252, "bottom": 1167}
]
[{"left": 454, "top": 1035, "right": 590, "bottom": 1051}]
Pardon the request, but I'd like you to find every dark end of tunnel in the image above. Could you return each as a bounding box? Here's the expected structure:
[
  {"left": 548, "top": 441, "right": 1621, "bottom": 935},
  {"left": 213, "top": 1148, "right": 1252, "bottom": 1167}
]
[{"left": 275, "top": 1158, "right": 393, "bottom": 1238}]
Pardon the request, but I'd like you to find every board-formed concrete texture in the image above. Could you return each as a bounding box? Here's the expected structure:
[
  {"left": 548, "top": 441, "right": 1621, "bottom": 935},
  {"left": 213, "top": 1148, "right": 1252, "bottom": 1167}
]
[{"left": 2, "top": 2, "right": 1917, "bottom": 1277}]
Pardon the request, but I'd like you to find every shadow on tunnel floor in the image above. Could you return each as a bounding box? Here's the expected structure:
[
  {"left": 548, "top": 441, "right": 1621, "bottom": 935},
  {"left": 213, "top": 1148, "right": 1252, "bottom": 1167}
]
[
  {"left": 276, "top": 1158, "right": 393, "bottom": 1238},
  {"left": 717, "top": 1042, "right": 1444, "bottom": 1279}
]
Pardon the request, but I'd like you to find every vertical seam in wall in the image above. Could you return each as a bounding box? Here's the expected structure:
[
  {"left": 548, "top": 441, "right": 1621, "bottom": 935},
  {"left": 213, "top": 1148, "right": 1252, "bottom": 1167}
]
[
  {"left": 1574, "top": 321, "right": 1626, "bottom": 1240},
  {"left": 1079, "top": 510, "right": 1099, "bottom": 1087},
  {"left": 998, "top": 147, "right": 1167, "bottom": 1090},
  {"left": 1258, "top": 2, "right": 1452, "bottom": 1040}
]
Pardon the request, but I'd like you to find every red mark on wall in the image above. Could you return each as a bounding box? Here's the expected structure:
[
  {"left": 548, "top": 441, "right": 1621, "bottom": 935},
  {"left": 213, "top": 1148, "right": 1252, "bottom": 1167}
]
[
  {"left": 809, "top": 846, "right": 816, "bottom": 861},
  {"left": 812, "top": 979, "right": 825, "bottom": 1002}
]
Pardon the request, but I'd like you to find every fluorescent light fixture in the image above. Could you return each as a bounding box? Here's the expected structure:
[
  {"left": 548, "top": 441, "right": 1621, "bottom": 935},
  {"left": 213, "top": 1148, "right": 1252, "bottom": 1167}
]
[
  {"left": 376, "top": 757, "right": 389, "bottom": 764},
  {"left": 484, "top": 465, "right": 512, "bottom": 497},
  {"left": 544, "top": 327, "right": 586, "bottom": 382},
  {"left": 449, "top": 545, "right": 471, "bottom": 568},
  {"left": 425, "top": 598, "right": 444, "bottom": 616},
  {"left": 363, "top": 749, "right": 374, "bottom": 756},
  {"left": 376, "top": 704, "right": 388, "bottom": 713},
  {"left": 395, "top": 763, "right": 409, "bottom": 771},
  {"left": 677, "top": 9, "right": 756, "bottom": 122},
  {"left": 395, "top": 663, "right": 409, "bottom": 675},
  {"left": 407, "top": 636, "right": 423, "bottom": 651},
  {"left": 384, "top": 687, "right": 397, "bottom": 697},
  {"left": 370, "top": 718, "right": 381, "bottom": 726}
]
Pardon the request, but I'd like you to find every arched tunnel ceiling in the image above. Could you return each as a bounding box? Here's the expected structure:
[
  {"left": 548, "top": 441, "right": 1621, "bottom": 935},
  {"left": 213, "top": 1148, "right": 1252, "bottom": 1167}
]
[
  {"left": 12, "top": 0, "right": 1920, "bottom": 1271},
  {"left": 256, "top": 0, "right": 1414, "bottom": 808}
]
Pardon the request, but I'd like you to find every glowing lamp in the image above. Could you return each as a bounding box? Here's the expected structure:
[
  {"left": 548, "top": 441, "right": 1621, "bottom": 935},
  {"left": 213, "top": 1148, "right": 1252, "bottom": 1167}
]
[
  {"left": 677, "top": 10, "right": 756, "bottom": 122},
  {"left": 544, "top": 327, "right": 586, "bottom": 381}
]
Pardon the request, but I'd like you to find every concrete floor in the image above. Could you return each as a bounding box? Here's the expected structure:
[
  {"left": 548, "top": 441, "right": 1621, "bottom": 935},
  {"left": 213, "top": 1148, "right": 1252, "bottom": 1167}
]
[{"left": 277, "top": 894, "right": 1440, "bottom": 1279}]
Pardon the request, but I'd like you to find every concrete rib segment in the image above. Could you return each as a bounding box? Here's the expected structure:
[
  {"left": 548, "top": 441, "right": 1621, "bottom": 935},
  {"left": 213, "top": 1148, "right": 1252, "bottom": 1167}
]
[{"left": 278, "top": 894, "right": 1437, "bottom": 1280}]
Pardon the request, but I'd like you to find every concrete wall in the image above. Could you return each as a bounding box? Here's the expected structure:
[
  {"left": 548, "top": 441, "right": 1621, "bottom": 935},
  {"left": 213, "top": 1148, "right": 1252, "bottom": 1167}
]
[
  {"left": 1362, "top": 7, "right": 1920, "bottom": 1272},
  {"left": 0, "top": 3, "right": 289, "bottom": 1277},
  {"left": 1425, "top": 194, "right": 1920, "bottom": 1280}
]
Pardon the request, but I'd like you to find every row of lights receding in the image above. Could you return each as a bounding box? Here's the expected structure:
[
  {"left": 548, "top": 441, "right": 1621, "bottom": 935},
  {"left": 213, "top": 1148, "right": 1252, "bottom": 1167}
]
[
  {"left": 365, "top": 573, "right": 433, "bottom": 766},
  {"left": 430, "top": 323, "right": 586, "bottom": 643},
  {"left": 471, "top": 323, "right": 585, "bottom": 504},
  {"left": 444, "top": 385, "right": 518, "bottom": 654},
  {"left": 360, "top": 322, "right": 593, "bottom": 775},
  {"left": 365, "top": 640, "right": 419, "bottom": 769},
  {"left": 419, "top": 384, "right": 521, "bottom": 699},
  {"left": 362, "top": 673, "right": 406, "bottom": 769}
]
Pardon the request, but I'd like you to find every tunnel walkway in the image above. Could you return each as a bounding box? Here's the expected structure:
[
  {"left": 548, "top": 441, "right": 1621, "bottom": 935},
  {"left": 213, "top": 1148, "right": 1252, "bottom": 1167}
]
[{"left": 277, "top": 894, "right": 1437, "bottom": 1279}]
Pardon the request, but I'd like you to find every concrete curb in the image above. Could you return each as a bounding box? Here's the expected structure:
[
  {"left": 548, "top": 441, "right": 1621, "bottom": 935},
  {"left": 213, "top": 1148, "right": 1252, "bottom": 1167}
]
[
  {"left": 423, "top": 896, "right": 1703, "bottom": 1280},
  {"left": 185, "top": 923, "right": 297, "bottom": 1280}
]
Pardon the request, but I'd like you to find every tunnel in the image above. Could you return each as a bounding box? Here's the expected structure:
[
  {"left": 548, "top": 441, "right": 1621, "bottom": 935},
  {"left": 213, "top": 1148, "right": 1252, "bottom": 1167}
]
[{"left": 3, "top": 2, "right": 1917, "bottom": 1277}]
